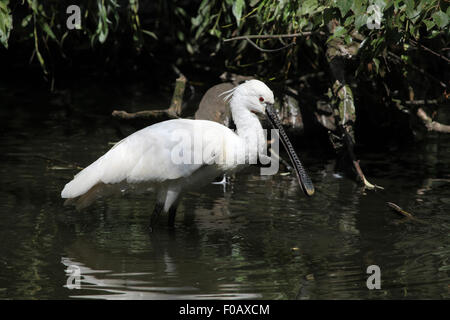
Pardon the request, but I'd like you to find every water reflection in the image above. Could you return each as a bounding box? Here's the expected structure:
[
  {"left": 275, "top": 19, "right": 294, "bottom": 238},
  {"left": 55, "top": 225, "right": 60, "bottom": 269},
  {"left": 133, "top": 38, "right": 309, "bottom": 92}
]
[{"left": 0, "top": 82, "right": 449, "bottom": 299}]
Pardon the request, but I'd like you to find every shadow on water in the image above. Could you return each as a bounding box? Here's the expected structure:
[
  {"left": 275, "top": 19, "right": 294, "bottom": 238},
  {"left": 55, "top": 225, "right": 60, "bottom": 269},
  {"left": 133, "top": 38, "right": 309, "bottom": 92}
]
[{"left": 0, "top": 81, "right": 449, "bottom": 299}]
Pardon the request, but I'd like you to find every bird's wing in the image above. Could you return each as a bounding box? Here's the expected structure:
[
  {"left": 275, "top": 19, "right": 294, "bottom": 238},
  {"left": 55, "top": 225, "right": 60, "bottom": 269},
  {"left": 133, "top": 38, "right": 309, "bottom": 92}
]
[{"left": 61, "top": 119, "right": 238, "bottom": 198}]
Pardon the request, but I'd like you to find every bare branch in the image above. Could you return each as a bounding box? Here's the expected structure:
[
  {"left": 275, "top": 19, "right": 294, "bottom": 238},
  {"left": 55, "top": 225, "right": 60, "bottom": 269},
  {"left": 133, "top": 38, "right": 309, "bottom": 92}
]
[
  {"left": 223, "top": 31, "right": 325, "bottom": 43},
  {"left": 392, "top": 98, "right": 441, "bottom": 106},
  {"left": 112, "top": 109, "right": 179, "bottom": 120},
  {"left": 112, "top": 75, "right": 186, "bottom": 121},
  {"left": 410, "top": 39, "right": 450, "bottom": 64},
  {"left": 388, "top": 52, "right": 447, "bottom": 88},
  {"left": 417, "top": 108, "right": 450, "bottom": 133},
  {"left": 244, "top": 37, "right": 296, "bottom": 53}
]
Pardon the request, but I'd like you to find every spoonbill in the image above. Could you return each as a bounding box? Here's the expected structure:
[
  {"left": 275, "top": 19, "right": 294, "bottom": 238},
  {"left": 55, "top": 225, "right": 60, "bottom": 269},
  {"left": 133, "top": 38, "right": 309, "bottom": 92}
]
[{"left": 61, "top": 80, "right": 314, "bottom": 230}]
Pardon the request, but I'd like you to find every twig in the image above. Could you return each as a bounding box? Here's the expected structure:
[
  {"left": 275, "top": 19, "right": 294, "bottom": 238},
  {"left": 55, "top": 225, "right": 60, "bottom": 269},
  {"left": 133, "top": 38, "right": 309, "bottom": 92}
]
[
  {"left": 410, "top": 39, "right": 450, "bottom": 64},
  {"left": 387, "top": 202, "right": 414, "bottom": 218},
  {"left": 244, "top": 37, "right": 296, "bottom": 53},
  {"left": 388, "top": 52, "right": 447, "bottom": 88},
  {"left": 386, "top": 202, "right": 427, "bottom": 225},
  {"left": 223, "top": 31, "right": 325, "bottom": 42},
  {"left": 112, "top": 109, "right": 179, "bottom": 120},
  {"left": 391, "top": 98, "right": 442, "bottom": 109},
  {"left": 404, "top": 99, "right": 439, "bottom": 105},
  {"left": 417, "top": 108, "right": 450, "bottom": 133}
]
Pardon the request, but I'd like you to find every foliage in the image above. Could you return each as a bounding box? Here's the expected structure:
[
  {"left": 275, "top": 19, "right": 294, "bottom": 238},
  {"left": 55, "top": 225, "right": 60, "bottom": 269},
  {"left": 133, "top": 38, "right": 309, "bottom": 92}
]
[
  {"left": 0, "top": 0, "right": 448, "bottom": 93},
  {"left": 188, "top": 0, "right": 449, "bottom": 79},
  {"left": 0, "top": 0, "right": 12, "bottom": 48},
  {"left": 0, "top": 0, "right": 165, "bottom": 75}
]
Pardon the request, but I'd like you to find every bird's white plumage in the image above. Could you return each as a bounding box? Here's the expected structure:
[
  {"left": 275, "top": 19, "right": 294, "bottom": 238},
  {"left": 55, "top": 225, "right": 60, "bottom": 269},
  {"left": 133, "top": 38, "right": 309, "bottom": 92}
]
[
  {"left": 61, "top": 119, "right": 243, "bottom": 198},
  {"left": 61, "top": 79, "right": 276, "bottom": 214}
]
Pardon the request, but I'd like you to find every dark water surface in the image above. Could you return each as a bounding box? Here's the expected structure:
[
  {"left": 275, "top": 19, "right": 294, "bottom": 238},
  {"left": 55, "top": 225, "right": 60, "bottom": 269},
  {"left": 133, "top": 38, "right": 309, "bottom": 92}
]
[{"left": 0, "top": 82, "right": 449, "bottom": 299}]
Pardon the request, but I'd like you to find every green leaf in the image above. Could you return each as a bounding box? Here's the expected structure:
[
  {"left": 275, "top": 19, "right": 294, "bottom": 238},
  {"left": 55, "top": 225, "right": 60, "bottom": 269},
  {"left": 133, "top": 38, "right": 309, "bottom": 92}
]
[
  {"left": 344, "top": 34, "right": 352, "bottom": 44},
  {"left": 301, "top": 0, "right": 318, "bottom": 16},
  {"left": 176, "top": 30, "right": 184, "bottom": 41},
  {"left": 191, "top": 15, "right": 202, "bottom": 27},
  {"left": 351, "top": 0, "right": 365, "bottom": 16},
  {"left": 186, "top": 42, "right": 194, "bottom": 55},
  {"left": 344, "top": 15, "right": 354, "bottom": 27},
  {"left": 426, "top": 30, "right": 440, "bottom": 39},
  {"left": 423, "top": 20, "right": 434, "bottom": 31},
  {"left": 432, "top": 11, "right": 448, "bottom": 29},
  {"left": 232, "top": 0, "right": 245, "bottom": 27},
  {"left": 21, "top": 14, "right": 32, "bottom": 28},
  {"left": 327, "top": 26, "right": 347, "bottom": 43},
  {"left": 333, "top": 26, "right": 347, "bottom": 38},
  {"left": 355, "top": 14, "right": 368, "bottom": 30},
  {"left": 96, "top": 0, "right": 110, "bottom": 44},
  {"left": 142, "top": 29, "right": 157, "bottom": 40},
  {"left": 0, "top": 0, "right": 12, "bottom": 49},
  {"left": 372, "top": 58, "right": 380, "bottom": 73},
  {"left": 374, "top": 0, "right": 387, "bottom": 11},
  {"left": 210, "top": 28, "right": 221, "bottom": 38},
  {"left": 98, "top": 27, "right": 108, "bottom": 43},
  {"left": 404, "top": 0, "right": 414, "bottom": 12},
  {"left": 42, "top": 22, "right": 57, "bottom": 42},
  {"left": 336, "top": 0, "right": 352, "bottom": 17},
  {"left": 405, "top": 0, "right": 420, "bottom": 23}
]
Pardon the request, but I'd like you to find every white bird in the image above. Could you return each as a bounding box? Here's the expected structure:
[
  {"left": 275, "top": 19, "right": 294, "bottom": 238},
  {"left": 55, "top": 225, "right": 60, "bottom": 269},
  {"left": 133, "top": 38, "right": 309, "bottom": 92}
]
[{"left": 61, "top": 80, "right": 314, "bottom": 230}]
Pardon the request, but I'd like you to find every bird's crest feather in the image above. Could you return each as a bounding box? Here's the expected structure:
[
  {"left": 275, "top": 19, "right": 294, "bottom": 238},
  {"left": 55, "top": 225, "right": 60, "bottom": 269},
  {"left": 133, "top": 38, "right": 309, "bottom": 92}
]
[{"left": 218, "top": 87, "right": 237, "bottom": 103}]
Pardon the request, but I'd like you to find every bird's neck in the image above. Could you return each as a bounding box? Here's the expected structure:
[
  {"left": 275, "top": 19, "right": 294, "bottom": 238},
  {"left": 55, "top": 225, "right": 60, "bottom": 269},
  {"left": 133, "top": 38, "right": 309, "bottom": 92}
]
[{"left": 230, "top": 100, "right": 265, "bottom": 162}]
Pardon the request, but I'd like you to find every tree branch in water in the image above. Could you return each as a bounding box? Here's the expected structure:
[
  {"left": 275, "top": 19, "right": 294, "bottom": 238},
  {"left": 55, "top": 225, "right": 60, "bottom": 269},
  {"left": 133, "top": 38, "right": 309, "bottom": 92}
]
[
  {"left": 112, "top": 75, "right": 187, "bottom": 120},
  {"left": 417, "top": 108, "right": 450, "bottom": 133}
]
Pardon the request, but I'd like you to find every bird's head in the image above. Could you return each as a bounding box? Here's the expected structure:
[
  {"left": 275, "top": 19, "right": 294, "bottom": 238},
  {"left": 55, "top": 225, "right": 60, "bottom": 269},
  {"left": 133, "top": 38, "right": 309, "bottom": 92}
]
[
  {"left": 224, "top": 79, "right": 275, "bottom": 115},
  {"left": 222, "top": 79, "right": 315, "bottom": 197}
]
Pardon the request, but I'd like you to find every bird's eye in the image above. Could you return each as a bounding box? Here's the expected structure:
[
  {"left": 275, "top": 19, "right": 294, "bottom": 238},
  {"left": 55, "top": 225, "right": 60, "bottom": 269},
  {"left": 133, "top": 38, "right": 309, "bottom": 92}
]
[{"left": 259, "top": 97, "right": 264, "bottom": 102}]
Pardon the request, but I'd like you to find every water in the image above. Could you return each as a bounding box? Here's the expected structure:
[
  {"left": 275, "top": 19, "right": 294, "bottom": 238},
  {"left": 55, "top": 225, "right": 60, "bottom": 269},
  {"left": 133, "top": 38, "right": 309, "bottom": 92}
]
[{"left": 0, "top": 81, "right": 449, "bottom": 299}]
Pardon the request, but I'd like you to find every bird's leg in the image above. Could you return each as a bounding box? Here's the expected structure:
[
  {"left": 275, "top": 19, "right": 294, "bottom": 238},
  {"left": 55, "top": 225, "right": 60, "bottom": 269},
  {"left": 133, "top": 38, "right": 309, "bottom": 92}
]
[
  {"left": 164, "top": 189, "right": 181, "bottom": 228},
  {"left": 149, "top": 202, "right": 164, "bottom": 232},
  {"left": 212, "top": 174, "right": 227, "bottom": 192},
  {"left": 167, "top": 202, "right": 179, "bottom": 228}
]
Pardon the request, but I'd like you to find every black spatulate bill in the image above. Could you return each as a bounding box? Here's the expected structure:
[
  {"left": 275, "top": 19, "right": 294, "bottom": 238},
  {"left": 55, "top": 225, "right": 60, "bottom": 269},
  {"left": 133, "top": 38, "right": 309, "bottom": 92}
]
[{"left": 265, "top": 104, "right": 315, "bottom": 196}]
